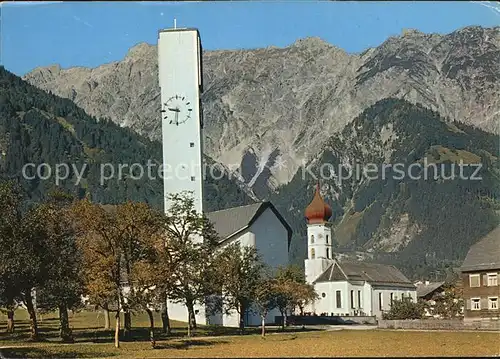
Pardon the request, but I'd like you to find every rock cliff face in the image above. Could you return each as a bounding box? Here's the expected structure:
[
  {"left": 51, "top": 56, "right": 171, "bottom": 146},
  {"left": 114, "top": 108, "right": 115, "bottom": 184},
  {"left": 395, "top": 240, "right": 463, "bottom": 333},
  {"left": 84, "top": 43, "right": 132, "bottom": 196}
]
[{"left": 24, "top": 26, "right": 500, "bottom": 194}]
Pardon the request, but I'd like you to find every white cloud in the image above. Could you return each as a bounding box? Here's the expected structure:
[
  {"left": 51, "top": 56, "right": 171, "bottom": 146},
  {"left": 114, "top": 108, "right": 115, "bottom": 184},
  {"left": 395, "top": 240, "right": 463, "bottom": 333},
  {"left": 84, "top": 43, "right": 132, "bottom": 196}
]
[{"left": 471, "top": 1, "right": 500, "bottom": 17}]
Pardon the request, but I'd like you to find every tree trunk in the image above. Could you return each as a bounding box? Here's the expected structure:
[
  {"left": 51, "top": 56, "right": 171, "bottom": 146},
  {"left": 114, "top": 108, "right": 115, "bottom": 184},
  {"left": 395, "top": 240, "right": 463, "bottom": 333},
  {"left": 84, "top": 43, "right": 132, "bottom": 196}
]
[
  {"left": 279, "top": 309, "right": 285, "bottom": 330},
  {"left": 58, "top": 304, "right": 74, "bottom": 343},
  {"left": 103, "top": 303, "right": 110, "bottom": 330},
  {"left": 186, "top": 300, "right": 197, "bottom": 336},
  {"left": 161, "top": 305, "right": 171, "bottom": 335},
  {"left": 283, "top": 310, "right": 288, "bottom": 329},
  {"left": 238, "top": 303, "right": 245, "bottom": 334},
  {"left": 146, "top": 308, "right": 156, "bottom": 349},
  {"left": 6, "top": 309, "right": 14, "bottom": 333},
  {"left": 123, "top": 310, "right": 132, "bottom": 340},
  {"left": 24, "top": 290, "right": 39, "bottom": 341},
  {"left": 114, "top": 312, "right": 120, "bottom": 348},
  {"left": 261, "top": 315, "right": 266, "bottom": 338}
]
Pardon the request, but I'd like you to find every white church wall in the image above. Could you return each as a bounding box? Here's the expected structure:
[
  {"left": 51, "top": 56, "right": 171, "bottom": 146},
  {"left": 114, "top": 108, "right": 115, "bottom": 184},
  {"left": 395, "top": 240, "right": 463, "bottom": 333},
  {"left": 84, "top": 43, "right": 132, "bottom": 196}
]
[
  {"left": 313, "top": 281, "right": 349, "bottom": 315},
  {"left": 252, "top": 207, "right": 289, "bottom": 269},
  {"left": 345, "top": 282, "right": 366, "bottom": 316},
  {"left": 363, "top": 282, "right": 373, "bottom": 316},
  {"left": 252, "top": 207, "right": 289, "bottom": 326}
]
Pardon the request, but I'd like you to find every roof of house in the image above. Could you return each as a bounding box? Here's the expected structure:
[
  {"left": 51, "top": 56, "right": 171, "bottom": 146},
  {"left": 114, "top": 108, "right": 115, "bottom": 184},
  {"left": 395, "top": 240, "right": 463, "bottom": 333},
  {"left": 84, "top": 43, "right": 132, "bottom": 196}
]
[
  {"left": 460, "top": 226, "right": 500, "bottom": 272},
  {"left": 314, "top": 260, "right": 415, "bottom": 289},
  {"left": 416, "top": 282, "right": 446, "bottom": 298},
  {"left": 205, "top": 202, "right": 292, "bottom": 249}
]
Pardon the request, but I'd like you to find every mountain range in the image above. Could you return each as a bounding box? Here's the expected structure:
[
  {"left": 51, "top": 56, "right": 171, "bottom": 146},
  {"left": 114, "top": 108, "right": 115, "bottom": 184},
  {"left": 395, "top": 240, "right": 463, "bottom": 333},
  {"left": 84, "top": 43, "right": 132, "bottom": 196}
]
[{"left": 24, "top": 25, "right": 500, "bottom": 197}]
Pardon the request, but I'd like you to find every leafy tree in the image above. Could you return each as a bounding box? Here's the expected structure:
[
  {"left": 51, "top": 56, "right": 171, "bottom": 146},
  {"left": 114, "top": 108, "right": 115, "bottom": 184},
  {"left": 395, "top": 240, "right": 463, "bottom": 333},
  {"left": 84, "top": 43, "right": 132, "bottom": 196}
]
[
  {"left": 34, "top": 191, "right": 85, "bottom": 342},
  {"left": 382, "top": 296, "right": 425, "bottom": 320},
  {"left": 254, "top": 277, "right": 277, "bottom": 338},
  {"left": 293, "top": 282, "right": 318, "bottom": 317},
  {"left": 161, "top": 191, "right": 220, "bottom": 337},
  {"left": 214, "top": 243, "right": 266, "bottom": 332},
  {"left": 71, "top": 199, "right": 161, "bottom": 347},
  {"left": 430, "top": 283, "right": 464, "bottom": 319},
  {"left": 0, "top": 181, "right": 23, "bottom": 333},
  {"left": 129, "top": 259, "right": 164, "bottom": 348},
  {"left": 273, "top": 265, "right": 314, "bottom": 328},
  {"left": 71, "top": 200, "right": 123, "bottom": 348},
  {"left": 0, "top": 181, "right": 53, "bottom": 340}
]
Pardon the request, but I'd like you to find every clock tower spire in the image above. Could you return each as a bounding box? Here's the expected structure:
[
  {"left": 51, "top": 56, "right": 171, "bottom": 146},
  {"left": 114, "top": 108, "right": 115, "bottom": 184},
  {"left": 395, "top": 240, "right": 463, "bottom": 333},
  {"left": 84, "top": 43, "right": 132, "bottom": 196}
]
[{"left": 158, "top": 27, "right": 204, "bottom": 216}]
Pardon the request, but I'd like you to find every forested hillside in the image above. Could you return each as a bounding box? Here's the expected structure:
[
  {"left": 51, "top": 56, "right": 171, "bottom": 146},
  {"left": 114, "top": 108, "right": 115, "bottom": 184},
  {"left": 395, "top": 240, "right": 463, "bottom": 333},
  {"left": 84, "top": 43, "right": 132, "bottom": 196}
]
[
  {"left": 0, "top": 67, "right": 252, "bottom": 211},
  {"left": 272, "top": 98, "right": 500, "bottom": 280}
]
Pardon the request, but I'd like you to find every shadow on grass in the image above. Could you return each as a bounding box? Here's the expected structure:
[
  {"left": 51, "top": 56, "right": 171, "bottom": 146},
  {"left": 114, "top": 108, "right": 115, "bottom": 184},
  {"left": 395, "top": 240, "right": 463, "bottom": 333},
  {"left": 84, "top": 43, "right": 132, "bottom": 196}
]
[
  {"left": 0, "top": 347, "right": 117, "bottom": 359},
  {"left": 155, "top": 339, "right": 228, "bottom": 350}
]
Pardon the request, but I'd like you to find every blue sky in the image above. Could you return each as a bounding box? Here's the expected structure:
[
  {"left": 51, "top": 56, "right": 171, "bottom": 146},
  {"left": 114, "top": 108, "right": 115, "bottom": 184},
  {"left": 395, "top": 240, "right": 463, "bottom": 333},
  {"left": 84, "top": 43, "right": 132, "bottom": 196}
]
[{"left": 1, "top": 1, "right": 499, "bottom": 76}]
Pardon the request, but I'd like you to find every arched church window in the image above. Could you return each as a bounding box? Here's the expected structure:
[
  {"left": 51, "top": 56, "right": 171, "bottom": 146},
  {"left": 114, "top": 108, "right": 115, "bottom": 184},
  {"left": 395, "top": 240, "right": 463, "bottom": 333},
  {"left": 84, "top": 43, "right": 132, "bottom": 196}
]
[
  {"left": 326, "top": 248, "right": 330, "bottom": 259},
  {"left": 310, "top": 235, "right": 315, "bottom": 244},
  {"left": 326, "top": 235, "right": 329, "bottom": 244},
  {"left": 311, "top": 248, "right": 315, "bottom": 259},
  {"left": 322, "top": 293, "right": 326, "bottom": 298}
]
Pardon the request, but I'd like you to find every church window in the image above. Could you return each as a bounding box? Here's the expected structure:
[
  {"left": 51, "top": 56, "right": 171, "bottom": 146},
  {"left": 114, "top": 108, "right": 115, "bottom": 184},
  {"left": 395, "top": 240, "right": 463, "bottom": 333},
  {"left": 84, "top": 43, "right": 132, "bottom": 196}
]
[
  {"left": 190, "top": 142, "right": 195, "bottom": 147},
  {"left": 390, "top": 293, "right": 394, "bottom": 305},
  {"left": 326, "top": 248, "right": 330, "bottom": 259},
  {"left": 336, "top": 290, "right": 342, "bottom": 308},
  {"left": 378, "top": 293, "right": 383, "bottom": 311},
  {"left": 350, "top": 290, "right": 354, "bottom": 309},
  {"left": 190, "top": 176, "right": 195, "bottom": 181},
  {"left": 311, "top": 248, "right": 315, "bottom": 259},
  {"left": 326, "top": 235, "right": 329, "bottom": 244},
  {"left": 310, "top": 235, "right": 315, "bottom": 244},
  {"left": 358, "top": 290, "right": 361, "bottom": 308},
  {"left": 321, "top": 293, "right": 326, "bottom": 298}
]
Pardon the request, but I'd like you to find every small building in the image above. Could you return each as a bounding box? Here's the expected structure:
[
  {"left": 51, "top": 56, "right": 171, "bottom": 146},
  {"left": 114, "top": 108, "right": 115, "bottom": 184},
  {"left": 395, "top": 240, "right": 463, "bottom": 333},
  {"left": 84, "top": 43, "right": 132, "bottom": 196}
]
[
  {"left": 460, "top": 226, "right": 500, "bottom": 321},
  {"left": 416, "top": 281, "right": 446, "bottom": 317},
  {"left": 303, "top": 184, "right": 416, "bottom": 319}
]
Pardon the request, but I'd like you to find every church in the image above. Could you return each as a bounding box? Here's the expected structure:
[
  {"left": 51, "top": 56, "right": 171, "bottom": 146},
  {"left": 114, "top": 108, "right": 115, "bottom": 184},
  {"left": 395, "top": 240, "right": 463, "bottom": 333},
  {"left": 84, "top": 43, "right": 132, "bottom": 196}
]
[
  {"left": 303, "top": 184, "right": 416, "bottom": 319},
  {"left": 158, "top": 25, "right": 415, "bottom": 326}
]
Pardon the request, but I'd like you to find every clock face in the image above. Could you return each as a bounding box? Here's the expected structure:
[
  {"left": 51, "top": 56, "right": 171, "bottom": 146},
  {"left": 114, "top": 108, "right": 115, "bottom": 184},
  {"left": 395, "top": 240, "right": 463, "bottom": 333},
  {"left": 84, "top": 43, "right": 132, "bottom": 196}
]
[{"left": 162, "top": 95, "right": 193, "bottom": 126}]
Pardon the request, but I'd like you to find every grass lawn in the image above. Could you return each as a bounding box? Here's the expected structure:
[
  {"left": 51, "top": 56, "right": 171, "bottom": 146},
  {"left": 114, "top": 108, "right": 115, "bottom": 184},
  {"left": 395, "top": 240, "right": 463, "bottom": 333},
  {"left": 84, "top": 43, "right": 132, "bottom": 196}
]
[{"left": 0, "top": 310, "right": 499, "bottom": 358}]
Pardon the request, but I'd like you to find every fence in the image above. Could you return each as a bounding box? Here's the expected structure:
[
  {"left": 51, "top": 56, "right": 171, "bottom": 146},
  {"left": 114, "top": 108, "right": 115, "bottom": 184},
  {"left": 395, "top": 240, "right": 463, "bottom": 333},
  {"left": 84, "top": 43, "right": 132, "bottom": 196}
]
[
  {"left": 378, "top": 319, "right": 500, "bottom": 331},
  {"left": 275, "top": 315, "right": 377, "bottom": 326}
]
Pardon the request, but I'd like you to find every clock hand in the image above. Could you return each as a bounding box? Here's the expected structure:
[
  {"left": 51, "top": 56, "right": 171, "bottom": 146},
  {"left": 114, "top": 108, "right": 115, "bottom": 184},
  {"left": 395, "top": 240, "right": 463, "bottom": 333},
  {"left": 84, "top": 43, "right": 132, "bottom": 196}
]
[
  {"left": 174, "top": 111, "right": 179, "bottom": 125},
  {"left": 168, "top": 107, "right": 180, "bottom": 112}
]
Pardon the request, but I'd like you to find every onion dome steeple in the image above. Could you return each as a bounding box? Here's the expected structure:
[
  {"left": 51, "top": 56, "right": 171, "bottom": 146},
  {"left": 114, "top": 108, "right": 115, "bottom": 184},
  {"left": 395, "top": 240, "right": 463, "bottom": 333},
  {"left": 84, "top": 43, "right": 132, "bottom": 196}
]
[{"left": 304, "top": 183, "right": 332, "bottom": 224}]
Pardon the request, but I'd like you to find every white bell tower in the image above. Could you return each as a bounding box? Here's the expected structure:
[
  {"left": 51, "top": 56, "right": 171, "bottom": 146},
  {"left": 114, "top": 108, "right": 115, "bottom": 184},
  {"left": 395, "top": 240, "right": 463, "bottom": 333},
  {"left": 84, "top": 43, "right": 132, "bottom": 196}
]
[
  {"left": 158, "top": 24, "right": 206, "bottom": 325},
  {"left": 304, "top": 183, "right": 334, "bottom": 284},
  {"left": 158, "top": 26, "right": 204, "bottom": 215}
]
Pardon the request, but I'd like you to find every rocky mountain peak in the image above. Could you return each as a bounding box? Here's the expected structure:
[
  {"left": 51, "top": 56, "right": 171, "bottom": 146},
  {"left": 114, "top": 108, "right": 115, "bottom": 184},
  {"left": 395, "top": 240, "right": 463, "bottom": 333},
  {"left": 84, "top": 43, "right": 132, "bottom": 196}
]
[
  {"left": 23, "top": 26, "right": 500, "bottom": 194},
  {"left": 126, "top": 42, "right": 156, "bottom": 58},
  {"left": 291, "top": 36, "right": 332, "bottom": 48}
]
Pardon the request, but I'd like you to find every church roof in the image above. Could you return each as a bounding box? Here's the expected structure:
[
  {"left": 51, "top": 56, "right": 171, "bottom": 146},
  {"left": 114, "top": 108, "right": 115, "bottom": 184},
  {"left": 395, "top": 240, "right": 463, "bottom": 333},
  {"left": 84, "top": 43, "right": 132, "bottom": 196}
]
[
  {"left": 460, "top": 226, "right": 500, "bottom": 272},
  {"left": 314, "top": 260, "right": 415, "bottom": 288},
  {"left": 206, "top": 202, "right": 292, "bottom": 249},
  {"left": 304, "top": 183, "right": 332, "bottom": 224}
]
